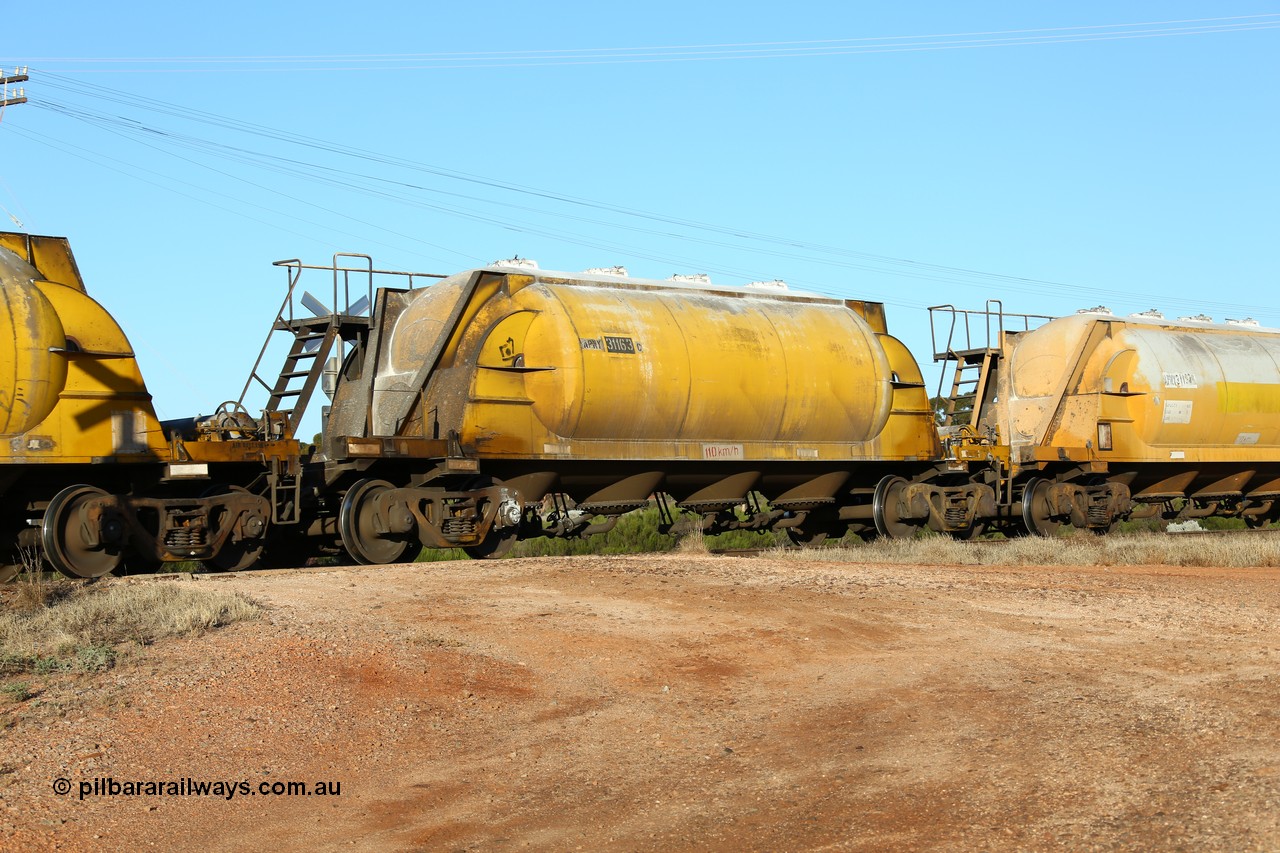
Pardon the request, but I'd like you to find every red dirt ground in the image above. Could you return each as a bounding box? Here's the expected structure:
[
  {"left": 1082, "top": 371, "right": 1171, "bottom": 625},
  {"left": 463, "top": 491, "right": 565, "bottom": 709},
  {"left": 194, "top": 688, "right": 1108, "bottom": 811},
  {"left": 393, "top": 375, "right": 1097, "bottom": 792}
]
[{"left": 3, "top": 554, "right": 1279, "bottom": 851}]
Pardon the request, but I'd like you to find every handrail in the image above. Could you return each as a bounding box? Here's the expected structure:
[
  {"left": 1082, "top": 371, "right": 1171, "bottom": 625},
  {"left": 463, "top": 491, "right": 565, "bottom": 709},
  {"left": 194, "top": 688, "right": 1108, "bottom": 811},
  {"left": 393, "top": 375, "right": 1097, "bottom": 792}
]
[
  {"left": 985, "top": 299, "right": 1004, "bottom": 353},
  {"left": 929, "top": 303, "right": 958, "bottom": 362},
  {"left": 237, "top": 256, "right": 449, "bottom": 412},
  {"left": 270, "top": 258, "right": 447, "bottom": 325},
  {"left": 928, "top": 302, "right": 1056, "bottom": 414},
  {"left": 928, "top": 303, "right": 1055, "bottom": 359},
  {"left": 332, "top": 252, "right": 371, "bottom": 316}
]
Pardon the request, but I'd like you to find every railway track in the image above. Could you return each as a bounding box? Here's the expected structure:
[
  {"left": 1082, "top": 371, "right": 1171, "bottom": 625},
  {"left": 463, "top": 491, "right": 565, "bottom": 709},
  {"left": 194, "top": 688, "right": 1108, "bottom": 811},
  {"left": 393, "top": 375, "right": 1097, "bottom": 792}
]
[{"left": 5, "top": 525, "right": 1277, "bottom": 586}]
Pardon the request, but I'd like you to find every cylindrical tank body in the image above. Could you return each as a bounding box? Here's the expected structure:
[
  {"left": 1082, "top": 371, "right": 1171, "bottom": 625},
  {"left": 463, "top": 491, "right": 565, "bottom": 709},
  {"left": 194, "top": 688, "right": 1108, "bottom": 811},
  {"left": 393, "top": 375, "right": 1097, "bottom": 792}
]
[
  {"left": 1109, "top": 324, "right": 1280, "bottom": 450},
  {"left": 0, "top": 246, "right": 68, "bottom": 435},
  {"left": 1003, "top": 312, "right": 1280, "bottom": 459},
  {"left": 360, "top": 267, "right": 936, "bottom": 464},
  {"left": 0, "top": 234, "right": 167, "bottom": 462},
  {"left": 515, "top": 283, "right": 893, "bottom": 444}
]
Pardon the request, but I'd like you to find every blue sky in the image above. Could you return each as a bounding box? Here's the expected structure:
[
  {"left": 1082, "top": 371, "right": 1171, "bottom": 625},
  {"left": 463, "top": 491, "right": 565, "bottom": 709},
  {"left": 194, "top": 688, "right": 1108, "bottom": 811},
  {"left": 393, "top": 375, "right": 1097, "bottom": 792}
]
[{"left": 2, "top": 2, "right": 1277, "bottom": 432}]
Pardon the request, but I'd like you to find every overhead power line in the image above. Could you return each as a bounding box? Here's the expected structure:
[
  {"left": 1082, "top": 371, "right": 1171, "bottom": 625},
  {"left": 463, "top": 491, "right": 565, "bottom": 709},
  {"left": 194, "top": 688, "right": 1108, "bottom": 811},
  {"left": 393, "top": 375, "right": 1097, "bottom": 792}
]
[
  {"left": 2, "top": 68, "right": 1275, "bottom": 317},
  {"left": 9, "top": 14, "right": 1279, "bottom": 71}
]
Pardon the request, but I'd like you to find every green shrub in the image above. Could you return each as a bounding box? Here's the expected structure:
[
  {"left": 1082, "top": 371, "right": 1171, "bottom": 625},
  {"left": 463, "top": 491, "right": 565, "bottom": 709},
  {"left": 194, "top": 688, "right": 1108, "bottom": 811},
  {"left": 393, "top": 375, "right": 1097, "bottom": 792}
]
[
  {"left": 415, "top": 503, "right": 787, "bottom": 562},
  {"left": 1, "top": 681, "right": 33, "bottom": 702}
]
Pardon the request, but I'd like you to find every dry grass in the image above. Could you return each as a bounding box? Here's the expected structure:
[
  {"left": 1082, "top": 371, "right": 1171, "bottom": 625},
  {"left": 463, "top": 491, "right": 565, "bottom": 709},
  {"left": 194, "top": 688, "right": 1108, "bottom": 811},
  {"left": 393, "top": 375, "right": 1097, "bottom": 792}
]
[
  {"left": 779, "top": 530, "right": 1280, "bottom": 568},
  {"left": 1, "top": 580, "right": 259, "bottom": 675},
  {"left": 6, "top": 546, "right": 75, "bottom": 614},
  {"left": 675, "top": 526, "right": 709, "bottom": 554},
  {"left": 8, "top": 573, "right": 76, "bottom": 615}
]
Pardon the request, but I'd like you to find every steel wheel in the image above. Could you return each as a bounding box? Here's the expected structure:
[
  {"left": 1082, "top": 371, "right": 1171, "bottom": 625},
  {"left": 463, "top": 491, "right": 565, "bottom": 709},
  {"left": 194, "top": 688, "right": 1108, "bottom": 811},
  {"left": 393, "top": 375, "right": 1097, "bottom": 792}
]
[
  {"left": 0, "top": 526, "right": 23, "bottom": 582},
  {"left": 873, "top": 476, "right": 917, "bottom": 540},
  {"left": 259, "top": 530, "right": 346, "bottom": 569},
  {"left": 204, "top": 539, "right": 264, "bottom": 572},
  {"left": 1244, "top": 506, "right": 1280, "bottom": 529},
  {"left": 950, "top": 522, "right": 986, "bottom": 541},
  {"left": 339, "top": 479, "right": 422, "bottom": 566},
  {"left": 42, "top": 485, "right": 123, "bottom": 579},
  {"left": 459, "top": 476, "right": 523, "bottom": 560},
  {"left": 463, "top": 532, "right": 517, "bottom": 560},
  {"left": 783, "top": 505, "right": 843, "bottom": 547},
  {"left": 1021, "top": 478, "right": 1062, "bottom": 537},
  {"left": 201, "top": 485, "right": 266, "bottom": 572},
  {"left": 786, "top": 526, "right": 829, "bottom": 547}
]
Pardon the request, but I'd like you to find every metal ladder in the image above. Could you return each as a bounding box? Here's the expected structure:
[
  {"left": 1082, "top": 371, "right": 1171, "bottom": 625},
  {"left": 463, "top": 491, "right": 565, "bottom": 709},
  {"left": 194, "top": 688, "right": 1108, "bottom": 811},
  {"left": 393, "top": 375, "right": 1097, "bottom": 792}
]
[
  {"left": 928, "top": 301, "right": 1053, "bottom": 428},
  {"left": 261, "top": 322, "right": 340, "bottom": 433},
  {"left": 941, "top": 350, "right": 995, "bottom": 427},
  {"left": 238, "top": 253, "right": 379, "bottom": 440}
]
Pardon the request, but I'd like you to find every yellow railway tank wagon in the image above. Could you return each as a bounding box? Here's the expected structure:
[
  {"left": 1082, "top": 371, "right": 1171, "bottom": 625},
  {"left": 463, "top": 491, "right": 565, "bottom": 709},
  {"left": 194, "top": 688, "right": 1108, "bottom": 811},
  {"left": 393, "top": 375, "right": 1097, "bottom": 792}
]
[
  {"left": 271, "top": 260, "right": 986, "bottom": 562},
  {"left": 0, "top": 233, "right": 300, "bottom": 580},
  {"left": 931, "top": 304, "right": 1280, "bottom": 536}
]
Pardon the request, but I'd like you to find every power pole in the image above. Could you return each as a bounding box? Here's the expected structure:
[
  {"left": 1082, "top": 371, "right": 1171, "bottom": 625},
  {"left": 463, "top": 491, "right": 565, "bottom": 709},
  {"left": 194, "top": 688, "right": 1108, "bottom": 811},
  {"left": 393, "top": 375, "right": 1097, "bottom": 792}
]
[
  {"left": 0, "top": 67, "right": 29, "bottom": 111},
  {"left": 0, "top": 67, "right": 30, "bottom": 227}
]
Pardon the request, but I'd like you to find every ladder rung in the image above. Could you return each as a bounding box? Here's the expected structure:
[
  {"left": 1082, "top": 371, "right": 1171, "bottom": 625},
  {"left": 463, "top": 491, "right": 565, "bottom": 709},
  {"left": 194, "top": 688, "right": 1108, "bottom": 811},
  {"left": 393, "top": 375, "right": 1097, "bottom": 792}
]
[
  {"left": 280, "top": 371, "right": 311, "bottom": 379},
  {"left": 274, "top": 390, "right": 303, "bottom": 398}
]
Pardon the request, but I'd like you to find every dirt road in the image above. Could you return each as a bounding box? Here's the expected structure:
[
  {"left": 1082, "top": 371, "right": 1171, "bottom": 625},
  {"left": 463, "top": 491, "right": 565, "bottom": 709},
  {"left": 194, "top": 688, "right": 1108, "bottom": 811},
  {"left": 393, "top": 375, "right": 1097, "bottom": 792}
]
[{"left": 3, "top": 554, "right": 1279, "bottom": 851}]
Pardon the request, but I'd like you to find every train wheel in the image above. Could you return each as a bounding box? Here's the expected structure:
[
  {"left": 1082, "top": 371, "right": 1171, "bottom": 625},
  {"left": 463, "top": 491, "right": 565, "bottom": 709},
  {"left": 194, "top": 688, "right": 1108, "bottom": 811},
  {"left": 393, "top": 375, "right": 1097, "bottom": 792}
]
[
  {"left": 339, "top": 479, "right": 423, "bottom": 566},
  {"left": 1021, "top": 478, "right": 1062, "bottom": 537},
  {"left": 204, "top": 539, "right": 264, "bottom": 572},
  {"left": 950, "top": 522, "right": 986, "bottom": 541},
  {"left": 464, "top": 532, "right": 517, "bottom": 560},
  {"left": 1244, "top": 509, "right": 1279, "bottom": 529},
  {"left": 460, "top": 476, "right": 523, "bottom": 560},
  {"left": 118, "top": 552, "right": 162, "bottom": 577},
  {"left": 0, "top": 529, "right": 23, "bottom": 581},
  {"left": 259, "top": 534, "right": 347, "bottom": 569},
  {"left": 784, "top": 506, "right": 842, "bottom": 547},
  {"left": 201, "top": 486, "right": 264, "bottom": 572},
  {"left": 42, "top": 485, "right": 124, "bottom": 579},
  {"left": 873, "top": 476, "right": 918, "bottom": 540},
  {"left": 786, "top": 527, "right": 829, "bottom": 547}
]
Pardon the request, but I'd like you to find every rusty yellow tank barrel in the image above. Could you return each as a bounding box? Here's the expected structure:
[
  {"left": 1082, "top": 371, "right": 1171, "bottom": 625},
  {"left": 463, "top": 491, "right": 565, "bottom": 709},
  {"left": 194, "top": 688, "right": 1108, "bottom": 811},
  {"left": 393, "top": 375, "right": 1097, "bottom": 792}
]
[
  {"left": 338, "top": 266, "right": 938, "bottom": 463},
  {"left": 517, "top": 282, "right": 892, "bottom": 444},
  {"left": 999, "top": 311, "right": 1280, "bottom": 466},
  {"left": 0, "top": 233, "right": 166, "bottom": 462},
  {"left": 0, "top": 251, "right": 68, "bottom": 435}
]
